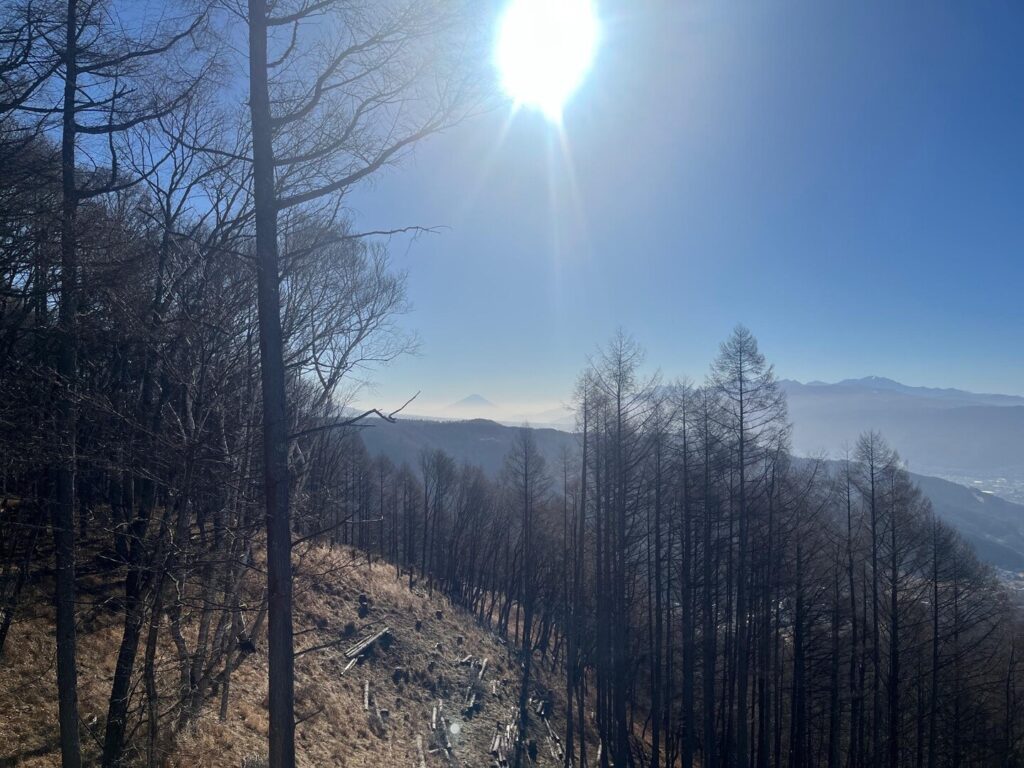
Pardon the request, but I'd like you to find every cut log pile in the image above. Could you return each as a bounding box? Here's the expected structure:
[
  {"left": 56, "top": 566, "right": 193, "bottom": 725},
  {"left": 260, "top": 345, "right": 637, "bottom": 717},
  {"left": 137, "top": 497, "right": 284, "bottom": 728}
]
[
  {"left": 426, "top": 699, "right": 454, "bottom": 763},
  {"left": 489, "top": 718, "right": 519, "bottom": 767},
  {"left": 542, "top": 716, "right": 564, "bottom": 761},
  {"left": 403, "top": 631, "right": 516, "bottom": 765},
  {"left": 323, "top": 612, "right": 573, "bottom": 768},
  {"left": 460, "top": 655, "right": 489, "bottom": 717}
]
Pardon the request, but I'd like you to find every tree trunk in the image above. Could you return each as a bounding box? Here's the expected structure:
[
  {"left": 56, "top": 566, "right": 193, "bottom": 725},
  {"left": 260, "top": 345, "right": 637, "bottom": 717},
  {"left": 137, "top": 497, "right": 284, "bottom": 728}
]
[
  {"left": 248, "top": 2, "right": 296, "bottom": 765},
  {"left": 54, "top": 1, "right": 83, "bottom": 763},
  {"left": 889, "top": 492, "right": 901, "bottom": 768}
]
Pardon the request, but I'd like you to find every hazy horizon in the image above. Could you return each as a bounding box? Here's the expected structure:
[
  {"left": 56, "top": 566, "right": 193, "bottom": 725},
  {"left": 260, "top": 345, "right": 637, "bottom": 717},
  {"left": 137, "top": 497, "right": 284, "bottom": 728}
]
[
  {"left": 361, "top": 371, "right": 1024, "bottom": 431},
  {"left": 356, "top": 366, "right": 1024, "bottom": 420}
]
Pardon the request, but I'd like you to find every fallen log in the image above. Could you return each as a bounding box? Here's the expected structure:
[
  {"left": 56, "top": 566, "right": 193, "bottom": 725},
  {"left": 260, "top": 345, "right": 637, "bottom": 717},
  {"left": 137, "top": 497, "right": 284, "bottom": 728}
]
[
  {"left": 416, "top": 735, "right": 427, "bottom": 768},
  {"left": 344, "top": 626, "right": 391, "bottom": 660},
  {"left": 544, "top": 716, "right": 562, "bottom": 745}
]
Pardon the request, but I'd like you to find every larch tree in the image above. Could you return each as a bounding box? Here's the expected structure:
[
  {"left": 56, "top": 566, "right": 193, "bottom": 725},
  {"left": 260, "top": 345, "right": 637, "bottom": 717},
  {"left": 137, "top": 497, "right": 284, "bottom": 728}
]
[{"left": 709, "top": 324, "right": 788, "bottom": 768}]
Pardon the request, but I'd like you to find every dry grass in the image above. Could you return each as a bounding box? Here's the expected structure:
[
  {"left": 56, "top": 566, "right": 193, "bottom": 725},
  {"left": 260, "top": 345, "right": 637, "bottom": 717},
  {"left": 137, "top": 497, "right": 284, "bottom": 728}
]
[{"left": 1, "top": 544, "right": 577, "bottom": 767}]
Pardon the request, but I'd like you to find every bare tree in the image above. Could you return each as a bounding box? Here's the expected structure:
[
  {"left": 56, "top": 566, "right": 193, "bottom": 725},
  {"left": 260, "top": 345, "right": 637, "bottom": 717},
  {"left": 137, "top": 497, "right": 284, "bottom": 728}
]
[
  {"left": 4, "top": 2, "right": 205, "bottom": 763},
  {"left": 240, "top": 2, "right": 476, "bottom": 761}
]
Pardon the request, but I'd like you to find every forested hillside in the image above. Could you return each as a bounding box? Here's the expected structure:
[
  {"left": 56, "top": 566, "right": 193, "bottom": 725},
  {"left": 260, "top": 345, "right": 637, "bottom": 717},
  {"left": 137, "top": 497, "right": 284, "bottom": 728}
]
[
  {"left": 4, "top": 228, "right": 1023, "bottom": 768},
  {"left": 359, "top": 417, "right": 577, "bottom": 477},
  {"left": 361, "top": 416, "right": 1024, "bottom": 573},
  {"left": 351, "top": 330, "right": 1024, "bottom": 768}
]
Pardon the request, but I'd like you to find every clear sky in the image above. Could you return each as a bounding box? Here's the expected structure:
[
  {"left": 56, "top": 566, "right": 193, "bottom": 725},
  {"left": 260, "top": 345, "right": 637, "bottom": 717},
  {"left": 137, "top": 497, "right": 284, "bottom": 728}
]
[{"left": 347, "top": 0, "right": 1024, "bottom": 413}]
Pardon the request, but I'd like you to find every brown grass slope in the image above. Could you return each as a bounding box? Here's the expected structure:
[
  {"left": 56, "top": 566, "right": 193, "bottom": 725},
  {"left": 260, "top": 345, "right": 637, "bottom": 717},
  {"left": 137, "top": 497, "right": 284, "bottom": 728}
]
[{"left": 0, "top": 545, "right": 574, "bottom": 767}]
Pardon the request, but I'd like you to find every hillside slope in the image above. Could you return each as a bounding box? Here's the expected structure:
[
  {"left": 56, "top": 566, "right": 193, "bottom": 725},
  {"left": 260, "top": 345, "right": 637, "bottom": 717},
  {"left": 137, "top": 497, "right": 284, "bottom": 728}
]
[
  {"left": 0, "top": 545, "right": 574, "bottom": 767},
  {"left": 912, "top": 473, "right": 1024, "bottom": 573}
]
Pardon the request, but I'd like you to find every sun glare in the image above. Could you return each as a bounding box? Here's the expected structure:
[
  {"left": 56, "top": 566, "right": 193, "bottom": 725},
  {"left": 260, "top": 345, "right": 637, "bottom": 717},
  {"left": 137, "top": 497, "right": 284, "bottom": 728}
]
[{"left": 496, "top": 0, "right": 599, "bottom": 122}]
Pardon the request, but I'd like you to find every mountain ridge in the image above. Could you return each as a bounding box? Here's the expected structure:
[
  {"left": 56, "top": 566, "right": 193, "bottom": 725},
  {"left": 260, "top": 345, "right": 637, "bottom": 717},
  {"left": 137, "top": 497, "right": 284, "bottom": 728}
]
[
  {"left": 780, "top": 377, "right": 1024, "bottom": 500},
  {"left": 781, "top": 376, "right": 1024, "bottom": 407}
]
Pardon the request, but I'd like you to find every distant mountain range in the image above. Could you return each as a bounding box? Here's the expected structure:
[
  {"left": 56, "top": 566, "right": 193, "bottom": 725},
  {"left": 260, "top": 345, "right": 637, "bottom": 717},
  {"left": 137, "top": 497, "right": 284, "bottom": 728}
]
[
  {"left": 781, "top": 377, "right": 1024, "bottom": 501},
  {"left": 783, "top": 376, "right": 1024, "bottom": 408},
  {"left": 360, "top": 415, "right": 1024, "bottom": 573}
]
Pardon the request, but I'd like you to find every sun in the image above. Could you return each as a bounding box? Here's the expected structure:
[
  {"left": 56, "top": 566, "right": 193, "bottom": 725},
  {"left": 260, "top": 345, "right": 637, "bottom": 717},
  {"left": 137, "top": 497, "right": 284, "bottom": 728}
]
[{"left": 496, "top": 0, "right": 599, "bottom": 122}]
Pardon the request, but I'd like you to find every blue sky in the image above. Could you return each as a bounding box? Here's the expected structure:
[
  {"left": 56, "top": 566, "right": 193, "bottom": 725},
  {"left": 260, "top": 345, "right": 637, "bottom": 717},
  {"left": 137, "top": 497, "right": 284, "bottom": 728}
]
[{"left": 347, "top": 0, "right": 1024, "bottom": 412}]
